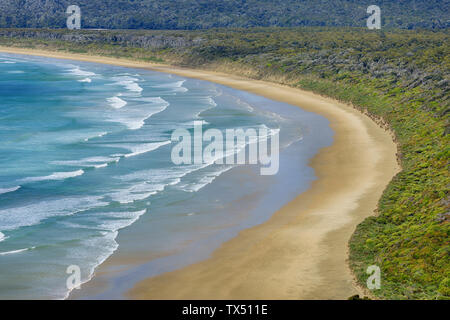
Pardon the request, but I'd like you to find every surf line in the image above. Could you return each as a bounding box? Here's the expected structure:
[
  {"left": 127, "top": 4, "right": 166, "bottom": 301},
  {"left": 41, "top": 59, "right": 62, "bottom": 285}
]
[{"left": 171, "top": 121, "right": 280, "bottom": 175}]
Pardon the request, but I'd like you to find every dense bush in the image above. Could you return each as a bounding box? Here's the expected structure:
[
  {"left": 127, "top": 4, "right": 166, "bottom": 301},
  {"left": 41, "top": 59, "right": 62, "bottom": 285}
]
[{"left": 0, "top": 0, "right": 448, "bottom": 30}]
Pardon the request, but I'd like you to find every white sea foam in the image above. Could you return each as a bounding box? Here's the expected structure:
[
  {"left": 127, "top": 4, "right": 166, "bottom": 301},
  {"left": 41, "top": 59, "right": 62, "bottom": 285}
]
[
  {"left": 94, "top": 163, "right": 108, "bottom": 169},
  {"left": 52, "top": 160, "right": 109, "bottom": 169},
  {"left": 194, "top": 96, "right": 218, "bottom": 120},
  {"left": 63, "top": 232, "right": 119, "bottom": 300},
  {"left": 21, "top": 170, "right": 84, "bottom": 183},
  {"left": 115, "top": 72, "right": 141, "bottom": 77},
  {"left": 68, "top": 66, "right": 96, "bottom": 77},
  {"left": 63, "top": 210, "right": 147, "bottom": 232},
  {"left": 107, "top": 96, "right": 127, "bottom": 109},
  {"left": 178, "top": 166, "right": 234, "bottom": 193},
  {"left": 0, "top": 247, "right": 35, "bottom": 256},
  {"left": 112, "top": 188, "right": 158, "bottom": 204},
  {"left": 120, "top": 140, "right": 171, "bottom": 158},
  {"left": 235, "top": 98, "right": 255, "bottom": 112},
  {"left": 78, "top": 78, "right": 92, "bottom": 83},
  {"left": 84, "top": 132, "right": 108, "bottom": 142},
  {"left": 93, "top": 210, "right": 147, "bottom": 231},
  {"left": 0, "top": 56, "right": 22, "bottom": 63},
  {"left": 111, "top": 75, "right": 143, "bottom": 93},
  {"left": 107, "top": 96, "right": 169, "bottom": 130},
  {"left": 0, "top": 196, "right": 108, "bottom": 232},
  {"left": 154, "top": 80, "right": 188, "bottom": 92},
  {"left": 62, "top": 209, "right": 147, "bottom": 299},
  {"left": 113, "top": 158, "right": 225, "bottom": 201},
  {"left": 173, "top": 125, "right": 279, "bottom": 192},
  {"left": 155, "top": 80, "right": 185, "bottom": 87},
  {"left": 27, "top": 129, "right": 110, "bottom": 145},
  {"left": 7, "top": 70, "right": 24, "bottom": 74},
  {"left": 125, "top": 82, "right": 143, "bottom": 93},
  {"left": 134, "top": 96, "right": 169, "bottom": 104},
  {"left": 0, "top": 186, "right": 21, "bottom": 195},
  {"left": 173, "top": 133, "right": 259, "bottom": 193},
  {"left": 0, "top": 232, "right": 6, "bottom": 242},
  {"left": 110, "top": 168, "right": 185, "bottom": 203},
  {"left": 52, "top": 156, "right": 119, "bottom": 169},
  {"left": 82, "top": 156, "right": 120, "bottom": 163},
  {"left": 122, "top": 119, "right": 144, "bottom": 131},
  {"left": 208, "top": 96, "right": 218, "bottom": 106}
]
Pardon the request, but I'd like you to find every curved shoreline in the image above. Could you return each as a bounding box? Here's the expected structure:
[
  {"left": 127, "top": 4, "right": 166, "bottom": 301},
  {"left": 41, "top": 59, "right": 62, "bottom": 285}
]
[{"left": 0, "top": 47, "right": 400, "bottom": 299}]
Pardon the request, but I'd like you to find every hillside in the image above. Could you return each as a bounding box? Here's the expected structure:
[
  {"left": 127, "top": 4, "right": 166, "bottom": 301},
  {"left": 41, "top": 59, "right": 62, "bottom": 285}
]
[{"left": 0, "top": 0, "right": 448, "bottom": 30}]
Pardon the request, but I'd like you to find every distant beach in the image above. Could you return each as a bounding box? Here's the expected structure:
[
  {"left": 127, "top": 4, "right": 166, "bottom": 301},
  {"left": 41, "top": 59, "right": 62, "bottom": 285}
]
[{"left": 0, "top": 47, "right": 399, "bottom": 299}]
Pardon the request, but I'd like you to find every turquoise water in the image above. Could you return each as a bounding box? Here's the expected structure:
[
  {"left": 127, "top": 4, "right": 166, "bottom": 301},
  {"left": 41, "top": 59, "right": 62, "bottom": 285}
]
[{"left": 0, "top": 53, "right": 333, "bottom": 299}]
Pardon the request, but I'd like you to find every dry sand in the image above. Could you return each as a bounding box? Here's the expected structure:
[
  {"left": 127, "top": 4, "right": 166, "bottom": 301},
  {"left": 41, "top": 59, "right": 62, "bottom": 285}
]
[{"left": 0, "top": 47, "right": 401, "bottom": 299}]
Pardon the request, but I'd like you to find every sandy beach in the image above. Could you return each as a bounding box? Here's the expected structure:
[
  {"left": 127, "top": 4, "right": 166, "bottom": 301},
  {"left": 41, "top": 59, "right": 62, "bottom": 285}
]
[{"left": 0, "top": 46, "right": 400, "bottom": 299}]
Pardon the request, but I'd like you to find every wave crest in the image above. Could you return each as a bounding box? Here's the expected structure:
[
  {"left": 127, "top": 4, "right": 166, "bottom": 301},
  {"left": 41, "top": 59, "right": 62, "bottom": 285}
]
[{"left": 21, "top": 170, "right": 84, "bottom": 183}]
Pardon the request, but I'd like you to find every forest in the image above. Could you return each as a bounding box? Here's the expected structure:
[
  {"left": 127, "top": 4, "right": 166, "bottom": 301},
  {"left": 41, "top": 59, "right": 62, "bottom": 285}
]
[{"left": 0, "top": 0, "right": 448, "bottom": 30}]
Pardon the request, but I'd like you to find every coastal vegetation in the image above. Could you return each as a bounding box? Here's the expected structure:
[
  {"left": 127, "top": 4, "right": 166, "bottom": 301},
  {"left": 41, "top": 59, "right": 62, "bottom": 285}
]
[{"left": 0, "top": 26, "right": 448, "bottom": 299}]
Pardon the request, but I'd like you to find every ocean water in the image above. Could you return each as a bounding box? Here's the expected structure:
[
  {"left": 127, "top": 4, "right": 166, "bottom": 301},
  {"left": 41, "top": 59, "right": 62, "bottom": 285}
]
[{"left": 0, "top": 53, "right": 332, "bottom": 299}]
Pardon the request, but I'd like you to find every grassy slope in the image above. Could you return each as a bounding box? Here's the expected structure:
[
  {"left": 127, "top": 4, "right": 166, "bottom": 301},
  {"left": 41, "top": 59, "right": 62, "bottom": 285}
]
[{"left": 0, "top": 27, "right": 449, "bottom": 299}]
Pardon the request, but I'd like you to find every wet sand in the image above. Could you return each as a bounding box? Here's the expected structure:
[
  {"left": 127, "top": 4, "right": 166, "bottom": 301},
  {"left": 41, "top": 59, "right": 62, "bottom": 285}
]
[{"left": 0, "top": 47, "right": 400, "bottom": 299}]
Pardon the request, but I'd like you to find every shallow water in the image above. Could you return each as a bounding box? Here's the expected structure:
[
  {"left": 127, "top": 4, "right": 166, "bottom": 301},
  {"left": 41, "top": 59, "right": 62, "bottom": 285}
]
[{"left": 0, "top": 53, "right": 332, "bottom": 299}]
